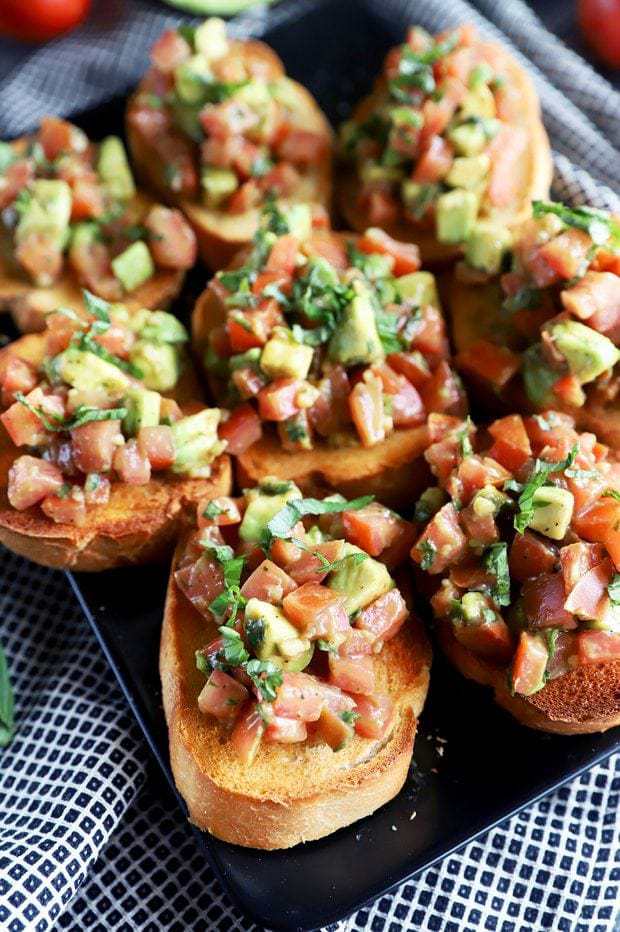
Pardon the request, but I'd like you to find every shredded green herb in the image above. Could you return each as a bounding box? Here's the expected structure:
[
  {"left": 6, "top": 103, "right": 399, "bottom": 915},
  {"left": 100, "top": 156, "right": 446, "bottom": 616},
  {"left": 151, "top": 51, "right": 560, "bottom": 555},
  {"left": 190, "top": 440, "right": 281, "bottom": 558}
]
[{"left": 513, "top": 446, "right": 578, "bottom": 534}]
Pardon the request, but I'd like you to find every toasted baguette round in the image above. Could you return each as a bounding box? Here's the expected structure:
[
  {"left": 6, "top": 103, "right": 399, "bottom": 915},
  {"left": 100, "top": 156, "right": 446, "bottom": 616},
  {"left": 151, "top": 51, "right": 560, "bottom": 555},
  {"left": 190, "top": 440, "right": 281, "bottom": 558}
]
[
  {"left": 437, "top": 620, "right": 620, "bottom": 734},
  {"left": 0, "top": 334, "right": 232, "bottom": 571},
  {"left": 0, "top": 190, "right": 185, "bottom": 334},
  {"left": 192, "top": 281, "right": 432, "bottom": 509},
  {"left": 448, "top": 273, "right": 620, "bottom": 447},
  {"left": 160, "top": 535, "right": 432, "bottom": 848},
  {"left": 126, "top": 42, "right": 333, "bottom": 271},
  {"left": 339, "top": 40, "right": 552, "bottom": 265}
]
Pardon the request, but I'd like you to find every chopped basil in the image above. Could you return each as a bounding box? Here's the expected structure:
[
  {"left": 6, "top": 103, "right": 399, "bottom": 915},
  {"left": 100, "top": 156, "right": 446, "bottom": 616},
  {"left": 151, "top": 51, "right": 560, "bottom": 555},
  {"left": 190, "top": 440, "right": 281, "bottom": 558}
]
[
  {"left": 263, "top": 494, "right": 374, "bottom": 548},
  {"left": 82, "top": 289, "right": 111, "bottom": 324},
  {"left": 419, "top": 539, "right": 436, "bottom": 571},
  {"left": 340, "top": 710, "right": 360, "bottom": 725},
  {"left": 15, "top": 393, "right": 126, "bottom": 432},
  {"left": 203, "top": 501, "right": 226, "bottom": 520},
  {"left": 245, "top": 617, "right": 265, "bottom": 651},
  {"left": 532, "top": 200, "right": 620, "bottom": 250},
  {"left": 484, "top": 542, "right": 511, "bottom": 607},
  {"left": 245, "top": 659, "right": 283, "bottom": 702},
  {"left": 513, "top": 445, "right": 578, "bottom": 534},
  {"left": 75, "top": 332, "right": 143, "bottom": 378},
  {"left": 218, "top": 626, "right": 250, "bottom": 667}
]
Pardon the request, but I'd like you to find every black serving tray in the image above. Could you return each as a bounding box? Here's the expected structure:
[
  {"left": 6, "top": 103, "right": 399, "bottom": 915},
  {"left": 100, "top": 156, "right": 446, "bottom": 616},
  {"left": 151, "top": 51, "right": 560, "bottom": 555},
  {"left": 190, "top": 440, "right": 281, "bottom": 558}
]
[{"left": 34, "top": 0, "right": 620, "bottom": 927}]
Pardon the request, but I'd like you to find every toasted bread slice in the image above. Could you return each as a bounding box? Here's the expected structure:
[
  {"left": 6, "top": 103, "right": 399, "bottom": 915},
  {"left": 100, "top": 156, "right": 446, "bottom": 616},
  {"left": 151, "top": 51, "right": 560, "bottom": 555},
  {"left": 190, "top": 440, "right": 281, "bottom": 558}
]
[
  {"left": 339, "top": 40, "right": 552, "bottom": 265},
  {"left": 0, "top": 190, "right": 185, "bottom": 334},
  {"left": 0, "top": 335, "right": 232, "bottom": 571},
  {"left": 126, "top": 41, "right": 333, "bottom": 271},
  {"left": 160, "top": 535, "right": 432, "bottom": 848},
  {"left": 437, "top": 621, "right": 620, "bottom": 734}
]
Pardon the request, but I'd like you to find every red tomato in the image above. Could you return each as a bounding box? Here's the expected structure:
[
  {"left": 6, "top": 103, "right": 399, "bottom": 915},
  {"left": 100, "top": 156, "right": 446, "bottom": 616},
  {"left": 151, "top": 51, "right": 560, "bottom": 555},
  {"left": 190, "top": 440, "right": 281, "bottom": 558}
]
[
  {"left": 534, "top": 229, "right": 592, "bottom": 284},
  {"left": 0, "top": 160, "right": 33, "bottom": 211},
  {"left": 411, "top": 502, "right": 467, "bottom": 574},
  {"left": 303, "top": 232, "right": 349, "bottom": 270},
  {"left": 487, "top": 415, "right": 532, "bottom": 472},
  {"left": 307, "top": 365, "right": 351, "bottom": 437},
  {"left": 265, "top": 235, "right": 299, "bottom": 275},
  {"left": 7, "top": 456, "right": 64, "bottom": 510},
  {"left": 360, "top": 189, "right": 400, "bottom": 227},
  {"left": 70, "top": 177, "right": 104, "bottom": 221},
  {"left": 71, "top": 420, "right": 123, "bottom": 474},
  {"left": 452, "top": 616, "right": 514, "bottom": 664},
  {"left": 373, "top": 364, "right": 425, "bottom": 428},
  {"left": 0, "top": 0, "right": 90, "bottom": 42},
  {"left": 563, "top": 558, "right": 613, "bottom": 620},
  {"left": 577, "top": 630, "right": 620, "bottom": 664},
  {"left": 84, "top": 474, "right": 111, "bottom": 506},
  {"left": 353, "top": 693, "right": 394, "bottom": 739},
  {"left": 559, "top": 541, "right": 605, "bottom": 593},
  {"left": 420, "top": 361, "right": 467, "bottom": 416},
  {"left": 144, "top": 206, "right": 197, "bottom": 270},
  {"left": 329, "top": 654, "right": 376, "bottom": 696},
  {"left": 41, "top": 489, "right": 86, "bottom": 525},
  {"left": 218, "top": 403, "right": 262, "bottom": 455},
  {"left": 150, "top": 29, "right": 191, "bottom": 73},
  {"left": 257, "top": 379, "right": 303, "bottom": 422},
  {"left": 509, "top": 532, "right": 558, "bottom": 584},
  {"left": 561, "top": 271, "right": 620, "bottom": 337},
  {"left": 356, "top": 227, "right": 421, "bottom": 276},
  {"left": 355, "top": 589, "right": 408, "bottom": 644},
  {"left": 198, "top": 669, "right": 248, "bottom": 724},
  {"left": 578, "top": 0, "right": 620, "bottom": 68},
  {"left": 113, "top": 439, "right": 151, "bottom": 486},
  {"left": 240, "top": 559, "right": 297, "bottom": 602},
  {"left": 275, "top": 129, "right": 328, "bottom": 164},
  {"left": 271, "top": 539, "right": 345, "bottom": 585},
  {"left": 349, "top": 374, "right": 386, "bottom": 447},
  {"left": 15, "top": 231, "right": 63, "bottom": 286},
  {"left": 68, "top": 235, "right": 121, "bottom": 302},
  {"left": 264, "top": 716, "right": 307, "bottom": 744},
  {"left": 175, "top": 554, "right": 224, "bottom": 619},
  {"left": 272, "top": 672, "right": 353, "bottom": 721},
  {"left": 2, "top": 388, "right": 63, "bottom": 447},
  {"left": 511, "top": 631, "right": 549, "bottom": 695},
  {"left": 342, "top": 503, "right": 404, "bottom": 557},
  {"left": 0, "top": 356, "right": 37, "bottom": 406},
  {"left": 456, "top": 340, "right": 521, "bottom": 391},
  {"left": 137, "top": 426, "right": 175, "bottom": 471},
  {"left": 522, "top": 572, "right": 576, "bottom": 629},
  {"left": 486, "top": 126, "right": 528, "bottom": 209},
  {"left": 197, "top": 495, "right": 242, "bottom": 528},
  {"left": 230, "top": 702, "right": 265, "bottom": 764},
  {"left": 283, "top": 583, "right": 349, "bottom": 640},
  {"left": 412, "top": 134, "right": 454, "bottom": 183}
]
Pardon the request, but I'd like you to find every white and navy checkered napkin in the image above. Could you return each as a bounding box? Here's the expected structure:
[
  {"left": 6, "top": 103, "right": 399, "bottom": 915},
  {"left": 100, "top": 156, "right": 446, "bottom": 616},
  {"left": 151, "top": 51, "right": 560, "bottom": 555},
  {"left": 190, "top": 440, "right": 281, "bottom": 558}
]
[{"left": 0, "top": 0, "right": 619, "bottom": 930}]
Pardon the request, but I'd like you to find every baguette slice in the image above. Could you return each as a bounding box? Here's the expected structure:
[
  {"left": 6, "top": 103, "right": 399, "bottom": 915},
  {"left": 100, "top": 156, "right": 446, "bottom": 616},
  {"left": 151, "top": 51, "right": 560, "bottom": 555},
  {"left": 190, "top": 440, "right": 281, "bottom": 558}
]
[
  {"left": 339, "top": 39, "right": 552, "bottom": 265},
  {"left": 0, "top": 189, "right": 184, "bottom": 334},
  {"left": 126, "top": 41, "right": 333, "bottom": 271},
  {"left": 0, "top": 334, "right": 232, "bottom": 571},
  {"left": 161, "top": 538, "right": 432, "bottom": 848},
  {"left": 437, "top": 620, "right": 620, "bottom": 735}
]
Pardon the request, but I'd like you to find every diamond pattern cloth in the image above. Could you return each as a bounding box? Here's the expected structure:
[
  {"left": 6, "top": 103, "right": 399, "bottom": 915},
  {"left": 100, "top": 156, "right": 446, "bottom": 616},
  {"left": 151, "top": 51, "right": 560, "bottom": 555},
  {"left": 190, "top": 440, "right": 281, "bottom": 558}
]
[{"left": 0, "top": 0, "right": 619, "bottom": 930}]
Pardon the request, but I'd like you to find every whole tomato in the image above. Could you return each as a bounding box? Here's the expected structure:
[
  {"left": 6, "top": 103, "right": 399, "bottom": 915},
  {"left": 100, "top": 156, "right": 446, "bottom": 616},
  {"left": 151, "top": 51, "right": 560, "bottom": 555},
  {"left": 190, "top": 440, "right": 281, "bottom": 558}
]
[
  {"left": 0, "top": 0, "right": 91, "bottom": 43},
  {"left": 578, "top": 0, "right": 620, "bottom": 69}
]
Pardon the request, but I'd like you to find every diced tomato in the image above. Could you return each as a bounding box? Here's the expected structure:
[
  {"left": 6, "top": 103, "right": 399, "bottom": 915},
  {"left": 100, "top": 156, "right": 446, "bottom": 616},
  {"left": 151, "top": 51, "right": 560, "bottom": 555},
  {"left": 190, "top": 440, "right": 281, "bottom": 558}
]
[
  {"left": 544, "top": 631, "right": 578, "bottom": 679},
  {"left": 69, "top": 234, "right": 121, "bottom": 301},
  {"left": 328, "top": 654, "right": 375, "bottom": 695},
  {"left": 373, "top": 364, "right": 425, "bottom": 427},
  {"left": 70, "top": 420, "right": 123, "bottom": 474},
  {"left": 241, "top": 559, "right": 297, "bottom": 602},
  {"left": 452, "top": 616, "right": 514, "bottom": 663},
  {"left": 275, "top": 129, "right": 328, "bottom": 164},
  {"left": 137, "top": 425, "right": 175, "bottom": 470},
  {"left": 0, "top": 159, "right": 34, "bottom": 211},
  {"left": 487, "top": 414, "right": 532, "bottom": 472},
  {"left": 39, "top": 117, "right": 86, "bottom": 160},
  {"left": 356, "top": 227, "right": 421, "bottom": 276},
  {"left": 230, "top": 702, "right": 265, "bottom": 764},
  {"left": 561, "top": 271, "right": 620, "bottom": 338},
  {"left": 265, "top": 235, "right": 299, "bottom": 275},
  {"left": 412, "top": 134, "right": 453, "bottom": 183},
  {"left": 7, "top": 456, "right": 64, "bottom": 510},
  {"left": 355, "top": 588, "right": 408, "bottom": 644},
  {"left": 559, "top": 541, "right": 605, "bottom": 593},
  {"left": 258, "top": 379, "right": 303, "bottom": 422},
  {"left": 552, "top": 374, "right": 586, "bottom": 408},
  {"left": 176, "top": 554, "right": 225, "bottom": 622},
  {"left": 308, "top": 365, "right": 351, "bottom": 437},
  {"left": 272, "top": 672, "right": 354, "bottom": 721},
  {"left": 522, "top": 572, "right": 576, "bottom": 629},
  {"left": 523, "top": 411, "right": 577, "bottom": 456},
  {"left": 1, "top": 388, "right": 63, "bottom": 447},
  {"left": 226, "top": 314, "right": 266, "bottom": 352},
  {"left": 198, "top": 669, "right": 248, "bottom": 724},
  {"left": 0, "top": 356, "right": 37, "bottom": 406},
  {"left": 303, "top": 232, "right": 349, "bottom": 270},
  {"left": 15, "top": 231, "right": 64, "bottom": 287},
  {"left": 533, "top": 229, "right": 592, "bottom": 285},
  {"left": 448, "top": 557, "right": 493, "bottom": 590},
  {"left": 563, "top": 557, "right": 613, "bottom": 620},
  {"left": 577, "top": 630, "right": 620, "bottom": 664},
  {"left": 144, "top": 206, "right": 197, "bottom": 270},
  {"left": 420, "top": 361, "right": 467, "bottom": 416},
  {"left": 511, "top": 631, "right": 549, "bottom": 695},
  {"left": 315, "top": 707, "right": 353, "bottom": 749},
  {"left": 349, "top": 373, "right": 386, "bottom": 447},
  {"left": 113, "top": 439, "right": 151, "bottom": 485},
  {"left": 509, "top": 532, "right": 558, "bottom": 583},
  {"left": 218, "top": 403, "right": 262, "bottom": 455},
  {"left": 150, "top": 29, "right": 191, "bottom": 72},
  {"left": 456, "top": 340, "right": 521, "bottom": 391},
  {"left": 360, "top": 188, "right": 400, "bottom": 227},
  {"left": 259, "top": 163, "right": 300, "bottom": 197},
  {"left": 573, "top": 497, "right": 620, "bottom": 569},
  {"left": 353, "top": 693, "right": 394, "bottom": 740},
  {"left": 486, "top": 126, "right": 528, "bottom": 209},
  {"left": 445, "top": 455, "right": 511, "bottom": 507},
  {"left": 272, "top": 539, "right": 345, "bottom": 586},
  {"left": 41, "top": 489, "right": 87, "bottom": 526},
  {"left": 283, "top": 583, "right": 349, "bottom": 641},
  {"left": 458, "top": 506, "right": 498, "bottom": 546},
  {"left": 264, "top": 716, "right": 308, "bottom": 743},
  {"left": 411, "top": 502, "right": 467, "bottom": 574},
  {"left": 387, "top": 351, "right": 431, "bottom": 388},
  {"left": 127, "top": 105, "right": 198, "bottom": 198},
  {"left": 418, "top": 95, "right": 460, "bottom": 149},
  {"left": 342, "top": 503, "right": 403, "bottom": 557}
]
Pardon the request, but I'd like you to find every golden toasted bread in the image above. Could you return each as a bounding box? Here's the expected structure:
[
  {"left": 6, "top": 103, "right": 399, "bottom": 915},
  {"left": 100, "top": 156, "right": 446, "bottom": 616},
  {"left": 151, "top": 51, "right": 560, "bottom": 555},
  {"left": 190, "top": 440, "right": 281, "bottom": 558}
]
[
  {"left": 339, "top": 39, "right": 552, "bottom": 265},
  {"left": 437, "top": 621, "right": 620, "bottom": 734},
  {"left": 126, "top": 41, "right": 333, "bottom": 271},
  {"left": 0, "top": 334, "right": 232, "bottom": 571},
  {"left": 0, "top": 190, "right": 185, "bottom": 334},
  {"left": 160, "top": 535, "right": 432, "bottom": 848}
]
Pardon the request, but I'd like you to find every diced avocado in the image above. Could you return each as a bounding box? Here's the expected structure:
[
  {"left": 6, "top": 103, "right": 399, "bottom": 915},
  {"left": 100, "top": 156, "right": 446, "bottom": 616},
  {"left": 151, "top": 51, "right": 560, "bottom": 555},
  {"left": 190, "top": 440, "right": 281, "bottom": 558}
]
[
  {"left": 328, "top": 280, "right": 384, "bottom": 366},
  {"left": 58, "top": 347, "right": 130, "bottom": 397},
  {"left": 522, "top": 344, "right": 557, "bottom": 408},
  {"left": 123, "top": 387, "right": 161, "bottom": 437},
  {"left": 280, "top": 203, "right": 312, "bottom": 243},
  {"left": 16, "top": 179, "right": 71, "bottom": 248},
  {"left": 401, "top": 180, "right": 440, "bottom": 220},
  {"left": 527, "top": 486, "right": 574, "bottom": 541},
  {"left": 414, "top": 486, "right": 447, "bottom": 522},
  {"left": 111, "top": 241, "right": 154, "bottom": 293},
  {"left": 239, "top": 479, "right": 302, "bottom": 544},
  {"left": 97, "top": 136, "right": 136, "bottom": 201},
  {"left": 194, "top": 18, "right": 229, "bottom": 61},
  {"left": 472, "top": 485, "right": 510, "bottom": 518},
  {"left": 260, "top": 330, "right": 313, "bottom": 381},
  {"left": 201, "top": 167, "right": 238, "bottom": 209},
  {"left": 245, "top": 598, "right": 313, "bottom": 672},
  {"left": 357, "top": 252, "right": 393, "bottom": 281},
  {"left": 130, "top": 341, "right": 179, "bottom": 392},
  {"left": 550, "top": 319, "right": 620, "bottom": 385},
  {"left": 174, "top": 53, "right": 212, "bottom": 105},
  {"left": 170, "top": 409, "right": 226, "bottom": 478},
  {"left": 460, "top": 85, "right": 496, "bottom": 120},
  {"left": 305, "top": 524, "right": 325, "bottom": 546},
  {"left": 328, "top": 543, "right": 393, "bottom": 615},
  {"left": 446, "top": 154, "right": 490, "bottom": 191},
  {"left": 229, "top": 348, "right": 262, "bottom": 371},
  {"left": 397, "top": 270, "right": 439, "bottom": 308},
  {"left": 461, "top": 591, "right": 492, "bottom": 623},
  {"left": 436, "top": 189, "right": 479, "bottom": 244},
  {"left": 465, "top": 220, "right": 512, "bottom": 274},
  {"left": 389, "top": 106, "right": 423, "bottom": 129},
  {"left": 469, "top": 62, "right": 493, "bottom": 90},
  {"left": 447, "top": 121, "right": 487, "bottom": 156},
  {"left": 235, "top": 79, "right": 272, "bottom": 111},
  {"left": 0, "top": 141, "right": 15, "bottom": 173},
  {"left": 139, "top": 310, "right": 188, "bottom": 345},
  {"left": 360, "top": 161, "right": 404, "bottom": 185}
]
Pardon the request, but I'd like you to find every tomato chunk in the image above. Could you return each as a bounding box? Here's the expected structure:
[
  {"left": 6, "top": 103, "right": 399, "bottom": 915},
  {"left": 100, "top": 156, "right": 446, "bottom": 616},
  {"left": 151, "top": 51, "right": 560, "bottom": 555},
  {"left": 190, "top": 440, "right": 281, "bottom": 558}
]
[
  {"left": 272, "top": 672, "right": 354, "bottom": 721},
  {"left": 198, "top": 669, "right": 248, "bottom": 723},
  {"left": 353, "top": 693, "right": 394, "bottom": 739},
  {"left": 240, "top": 559, "right": 297, "bottom": 602},
  {"left": 219, "top": 403, "right": 262, "bottom": 455},
  {"left": 412, "top": 503, "right": 467, "bottom": 574},
  {"left": 113, "top": 440, "right": 151, "bottom": 485},
  {"left": 328, "top": 654, "right": 376, "bottom": 695},
  {"left": 511, "top": 631, "right": 549, "bottom": 695},
  {"left": 145, "top": 206, "right": 197, "bottom": 269},
  {"left": 137, "top": 425, "right": 175, "bottom": 470},
  {"left": 41, "top": 491, "right": 87, "bottom": 526},
  {"left": 258, "top": 379, "right": 303, "bottom": 422},
  {"left": 487, "top": 415, "right": 532, "bottom": 472},
  {"left": 561, "top": 271, "right": 620, "bottom": 337},
  {"left": 559, "top": 541, "right": 605, "bottom": 594},
  {"left": 264, "top": 716, "right": 308, "bottom": 744},
  {"left": 272, "top": 539, "right": 345, "bottom": 585},
  {"left": 452, "top": 615, "right": 514, "bottom": 663},
  {"left": 7, "top": 456, "right": 64, "bottom": 510},
  {"left": 343, "top": 503, "right": 404, "bottom": 556},
  {"left": 356, "top": 228, "right": 421, "bottom": 276},
  {"left": 355, "top": 588, "right": 408, "bottom": 644},
  {"left": 175, "top": 552, "right": 224, "bottom": 618},
  {"left": 509, "top": 532, "right": 558, "bottom": 583},
  {"left": 522, "top": 572, "right": 576, "bottom": 629},
  {"left": 265, "top": 235, "right": 299, "bottom": 275},
  {"left": 282, "top": 583, "right": 349, "bottom": 640},
  {"left": 577, "top": 631, "right": 620, "bottom": 665},
  {"left": 563, "top": 558, "right": 613, "bottom": 620},
  {"left": 349, "top": 373, "right": 386, "bottom": 447},
  {"left": 71, "top": 420, "right": 123, "bottom": 474},
  {"left": 230, "top": 702, "right": 265, "bottom": 764}
]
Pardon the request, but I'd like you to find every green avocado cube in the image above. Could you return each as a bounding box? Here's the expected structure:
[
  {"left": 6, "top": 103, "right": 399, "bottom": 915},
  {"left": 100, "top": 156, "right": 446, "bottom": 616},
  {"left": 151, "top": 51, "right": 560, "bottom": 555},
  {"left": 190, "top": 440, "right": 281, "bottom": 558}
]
[
  {"left": 129, "top": 341, "right": 179, "bottom": 392},
  {"left": 97, "top": 136, "right": 136, "bottom": 201},
  {"left": 111, "top": 241, "right": 155, "bottom": 293},
  {"left": 328, "top": 543, "right": 393, "bottom": 615},
  {"left": 465, "top": 220, "right": 512, "bottom": 274},
  {"left": 123, "top": 387, "right": 161, "bottom": 437},
  {"left": 171, "top": 408, "right": 226, "bottom": 478},
  {"left": 435, "top": 189, "right": 479, "bottom": 244},
  {"left": 550, "top": 319, "right": 620, "bottom": 385},
  {"left": 328, "top": 280, "right": 384, "bottom": 366},
  {"left": 201, "top": 167, "right": 238, "bottom": 208}
]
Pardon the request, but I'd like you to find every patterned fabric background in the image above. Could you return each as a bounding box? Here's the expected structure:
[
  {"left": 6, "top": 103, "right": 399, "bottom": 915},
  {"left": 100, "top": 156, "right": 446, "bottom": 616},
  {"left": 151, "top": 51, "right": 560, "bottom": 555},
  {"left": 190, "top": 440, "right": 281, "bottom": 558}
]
[{"left": 0, "top": 0, "right": 619, "bottom": 930}]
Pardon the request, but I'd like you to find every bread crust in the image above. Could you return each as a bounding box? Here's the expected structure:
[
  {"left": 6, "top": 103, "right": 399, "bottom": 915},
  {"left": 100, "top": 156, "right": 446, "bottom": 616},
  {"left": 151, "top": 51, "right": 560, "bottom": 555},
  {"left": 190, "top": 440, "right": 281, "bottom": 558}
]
[
  {"left": 0, "top": 335, "right": 232, "bottom": 571},
  {"left": 126, "top": 41, "right": 333, "bottom": 271},
  {"left": 339, "top": 40, "right": 552, "bottom": 265},
  {"left": 437, "top": 620, "right": 620, "bottom": 734},
  {"left": 160, "top": 535, "right": 432, "bottom": 848},
  {"left": 0, "top": 188, "right": 185, "bottom": 334}
]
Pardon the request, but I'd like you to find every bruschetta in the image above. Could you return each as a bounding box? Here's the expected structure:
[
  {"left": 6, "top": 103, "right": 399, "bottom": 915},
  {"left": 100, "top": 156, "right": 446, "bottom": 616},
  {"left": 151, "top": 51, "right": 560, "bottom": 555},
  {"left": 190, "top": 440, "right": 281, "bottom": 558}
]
[
  {"left": 0, "top": 291, "right": 231, "bottom": 570},
  {"left": 410, "top": 410, "right": 620, "bottom": 734},
  {"left": 338, "top": 24, "right": 551, "bottom": 264},
  {"left": 126, "top": 17, "right": 332, "bottom": 270},
  {"left": 160, "top": 480, "right": 431, "bottom": 848},
  {"left": 192, "top": 201, "right": 467, "bottom": 509},
  {"left": 451, "top": 200, "right": 620, "bottom": 447},
  {"left": 0, "top": 117, "right": 197, "bottom": 333}
]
